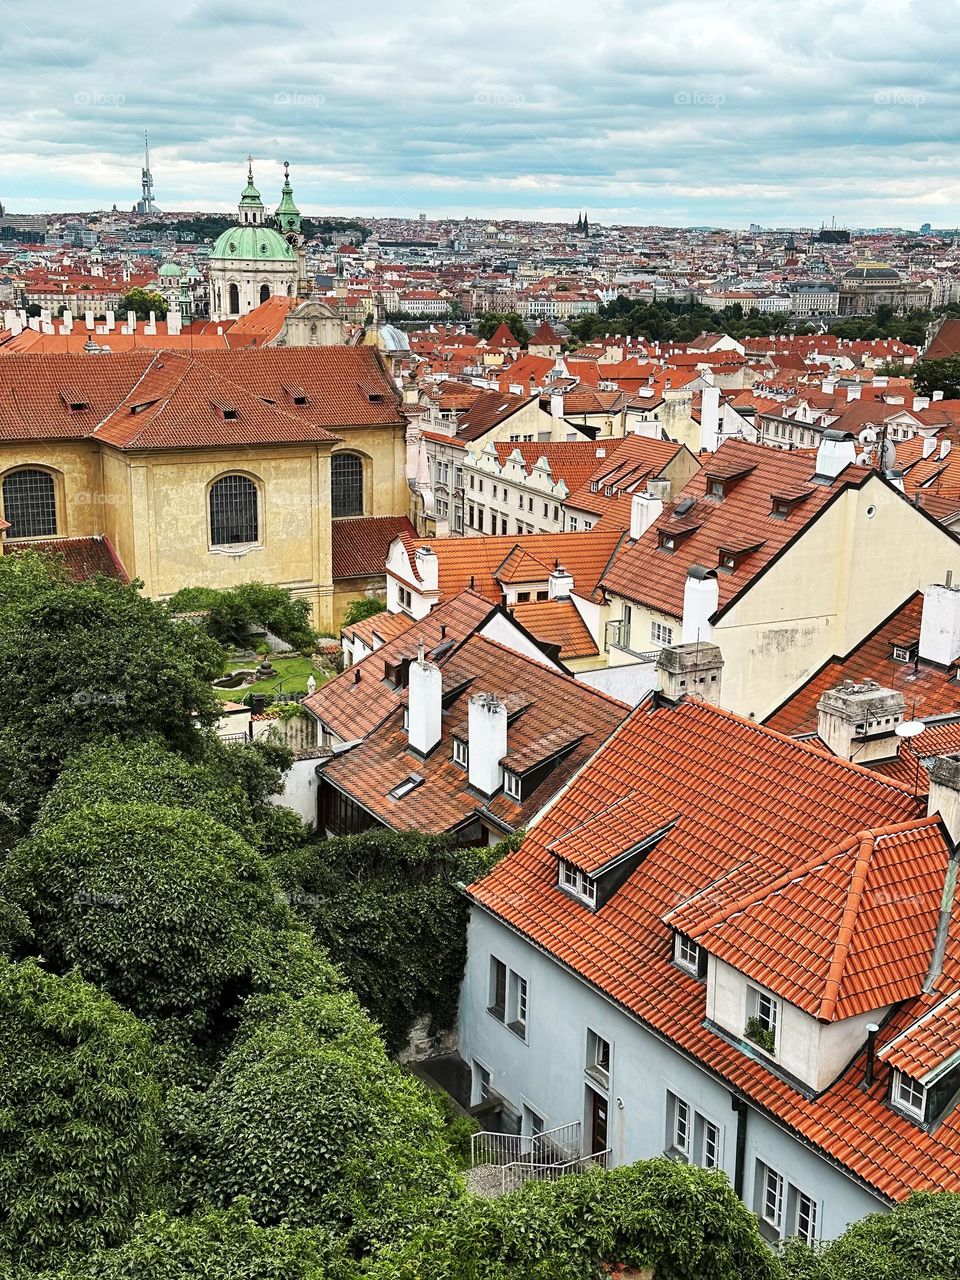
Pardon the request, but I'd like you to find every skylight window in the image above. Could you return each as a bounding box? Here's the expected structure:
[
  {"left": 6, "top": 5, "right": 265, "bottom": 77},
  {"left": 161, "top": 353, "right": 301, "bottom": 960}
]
[{"left": 388, "top": 773, "right": 424, "bottom": 800}]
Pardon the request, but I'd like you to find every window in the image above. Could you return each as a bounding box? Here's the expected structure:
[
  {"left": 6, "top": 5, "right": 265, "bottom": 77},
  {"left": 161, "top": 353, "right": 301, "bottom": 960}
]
[
  {"left": 794, "top": 1191, "right": 818, "bottom": 1245},
  {"left": 2, "top": 468, "right": 57, "bottom": 538},
  {"left": 708, "top": 479, "right": 725, "bottom": 498},
  {"left": 667, "top": 1092, "right": 721, "bottom": 1168},
  {"left": 398, "top": 585, "right": 412, "bottom": 613},
  {"left": 332, "top": 452, "right": 364, "bottom": 518},
  {"left": 760, "top": 1164, "right": 784, "bottom": 1232},
  {"left": 568, "top": 516, "right": 579, "bottom": 531},
  {"left": 454, "top": 465, "right": 463, "bottom": 489},
  {"left": 508, "top": 971, "right": 528, "bottom": 1038},
  {"left": 587, "top": 1029, "right": 611, "bottom": 1083},
  {"left": 755, "top": 1162, "right": 819, "bottom": 1244},
  {"left": 893, "top": 1070, "right": 927, "bottom": 1120},
  {"left": 228, "top": 282, "right": 239, "bottom": 313},
  {"left": 669, "top": 1094, "right": 691, "bottom": 1158},
  {"left": 701, "top": 1118, "right": 720, "bottom": 1169},
  {"left": 209, "top": 474, "right": 258, "bottom": 546},
  {"left": 473, "top": 1062, "right": 492, "bottom": 1105},
  {"left": 388, "top": 773, "right": 423, "bottom": 800},
  {"left": 659, "top": 531, "right": 676, "bottom": 551},
  {"left": 651, "top": 620, "right": 674, "bottom": 645},
  {"left": 746, "top": 986, "right": 779, "bottom": 1054},
  {"left": 673, "top": 933, "right": 702, "bottom": 976},
  {"left": 488, "top": 957, "right": 507, "bottom": 1020},
  {"left": 437, "top": 497, "right": 449, "bottom": 519},
  {"left": 452, "top": 737, "right": 469, "bottom": 768},
  {"left": 892, "top": 644, "right": 917, "bottom": 663},
  {"left": 559, "top": 860, "right": 596, "bottom": 906},
  {"left": 504, "top": 769, "right": 522, "bottom": 800}
]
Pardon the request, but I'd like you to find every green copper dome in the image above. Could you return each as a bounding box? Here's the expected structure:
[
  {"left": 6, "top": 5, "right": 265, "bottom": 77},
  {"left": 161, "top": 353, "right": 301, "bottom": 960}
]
[
  {"left": 158, "top": 261, "right": 181, "bottom": 277},
  {"left": 274, "top": 160, "right": 301, "bottom": 235},
  {"left": 209, "top": 224, "right": 296, "bottom": 262}
]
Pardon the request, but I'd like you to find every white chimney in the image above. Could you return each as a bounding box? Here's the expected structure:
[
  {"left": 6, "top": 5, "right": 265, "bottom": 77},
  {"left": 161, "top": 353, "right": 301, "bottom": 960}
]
[
  {"left": 815, "top": 430, "right": 857, "bottom": 480},
  {"left": 821, "top": 378, "right": 836, "bottom": 394},
  {"left": 407, "top": 644, "right": 442, "bottom": 755},
  {"left": 700, "top": 384, "right": 721, "bottom": 453},
  {"left": 913, "top": 396, "right": 931, "bottom": 411},
  {"left": 681, "top": 567, "right": 719, "bottom": 644},
  {"left": 816, "top": 680, "right": 905, "bottom": 764},
  {"left": 923, "top": 435, "right": 937, "bottom": 459},
  {"left": 550, "top": 392, "right": 565, "bottom": 418},
  {"left": 84, "top": 310, "right": 95, "bottom": 331},
  {"left": 920, "top": 581, "right": 960, "bottom": 667},
  {"left": 629, "top": 491, "right": 663, "bottom": 540},
  {"left": 414, "top": 545, "right": 439, "bottom": 593},
  {"left": 928, "top": 754, "right": 960, "bottom": 845},
  {"left": 846, "top": 385, "right": 862, "bottom": 401},
  {"left": 468, "top": 693, "right": 508, "bottom": 796},
  {"left": 548, "top": 564, "right": 574, "bottom": 599},
  {"left": 933, "top": 390, "right": 945, "bottom": 401}
]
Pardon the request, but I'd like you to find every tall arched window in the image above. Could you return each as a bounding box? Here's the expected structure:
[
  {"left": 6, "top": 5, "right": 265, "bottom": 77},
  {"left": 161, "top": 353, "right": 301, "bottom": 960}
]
[
  {"left": 331, "top": 453, "right": 363, "bottom": 518},
  {"left": 209, "top": 474, "right": 259, "bottom": 546},
  {"left": 259, "top": 283, "right": 271, "bottom": 303},
  {"left": 228, "top": 283, "right": 240, "bottom": 314},
  {"left": 2, "top": 468, "right": 57, "bottom": 539}
]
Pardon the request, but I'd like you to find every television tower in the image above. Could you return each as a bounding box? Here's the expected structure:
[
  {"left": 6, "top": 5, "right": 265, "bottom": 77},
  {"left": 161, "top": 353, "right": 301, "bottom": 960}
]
[{"left": 135, "top": 132, "right": 160, "bottom": 214}]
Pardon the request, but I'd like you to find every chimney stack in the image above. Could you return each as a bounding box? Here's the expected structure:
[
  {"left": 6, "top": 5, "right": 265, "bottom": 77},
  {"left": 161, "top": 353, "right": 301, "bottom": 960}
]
[
  {"left": 468, "top": 693, "right": 508, "bottom": 797},
  {"left": 681, "top": 567, "right": 719, "bottom": 645},
  {"left": 407, "top": 643, "right": 442, "bottom": 756},
  {"left": 656, "top": 641, "right": 724, "bottom": 705},
  {"left": 923, "top": 435, "right": 937, "bottom": 459},
  {"left": 548, "top": 564, "right": 574, "bottom": 600},
  {"left": 814, "top": 430, "right": 857, "bottom": 481},
  {"left": 414, "top": 545, "right": 439, "bottom": 594},
  {"left": 920, "top": 581, "right": 960, "bottom": 667},
  {"left": 700, "top": 384, "right": 721, "bottom": 453},
  {"left": 928, "top": 754, "right": 960, "bottom": 845},
  {"left": 816, "top": 680, "right": 906, "bottom": 764},
  {"left": 629, "top": 491, "right": 663, "bottom": 541}
]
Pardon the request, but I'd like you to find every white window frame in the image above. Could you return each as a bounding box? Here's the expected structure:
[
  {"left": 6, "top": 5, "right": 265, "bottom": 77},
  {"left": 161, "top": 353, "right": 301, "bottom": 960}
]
[
  {"left": 651, "top": 620, "right": 674, "bottom": 645},
  {"left": 792, "top": 1189, "right": 818, "bottom": 1245},
  {"left": 893, "top": 1069, "right": 927, "bottom": 1120},
  {"left": 503, "top": 769, "right": 522, "bottom": 800},
  {"left": 747, "top": 984, "right": 779, "bottom": 1050},
  {"left": 558, "top": 860, "right": 596, "bottom": 906},
  {"left": 452, "top": 737, "right": 469, "bottom": 768},
  {"left": 701, "top": 1117, "right": 720, "bottom": 1169},
  {"left": 669, "top": 1093, "right": 691, "bottom": 1159},
  {"left": 673, "top": 933, "right": 701, "bottom": 974},
  {"left": 398, "top": 585, "right": 412, "bottom": 613},
  {"left": 761, "top": 1165, "right": 784, "bottom": 1232},
  {"left": 508, "top": 971, "right": 528, "bottom": 1038}
]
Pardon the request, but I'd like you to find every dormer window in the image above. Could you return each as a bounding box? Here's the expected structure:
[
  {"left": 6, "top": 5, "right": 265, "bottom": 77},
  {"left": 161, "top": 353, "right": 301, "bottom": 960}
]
[
  {"left": 770, "top": 491, "right": 811, "bottom": 519},
  {"left": 892, "top": 642, "right": 918, "bottom": 663},
  {"left": 659, "top": 531, "right": 677, "bottom": 552},
  {"left": 503, "top": 769, "right": 522, "bottom": 800},
  {"left": 558, "top": 859, "right": 596, "bottom": 907},
  {"left": 673, "top": 932, "right": 705, "bottom": 978},
  {"left": 452, "top": 737, "right": 469, "bottom": 768},
  {"left": 708, "top": 479, "right": 726, "bottom": 499},
  {"left": 892, "top": 1070, "right": 926, "bottom": 1121},
  {"left": 745, "top": 985, "right": 779, "bottom": 1054}
]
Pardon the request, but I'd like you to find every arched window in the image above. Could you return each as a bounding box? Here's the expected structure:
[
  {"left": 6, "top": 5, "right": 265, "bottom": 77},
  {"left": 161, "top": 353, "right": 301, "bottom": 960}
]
[
  {"left": 259, "top": 283, "right": 271, "bottom": 303},
  {"left": 209, "top": 474, "right": 258, "bottom": 546},
  {"left": 228, "top": 283, "right": 240, "bottom": 314},
  {"left": 331, "top": 453, "right": 363, "bottom": 518},
  {"left": 2, "top": 468, "right": 57, "bottom": 538}
]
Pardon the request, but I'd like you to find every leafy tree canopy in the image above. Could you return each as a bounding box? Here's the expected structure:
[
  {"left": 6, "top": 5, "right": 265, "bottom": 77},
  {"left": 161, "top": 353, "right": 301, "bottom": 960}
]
[
  {"left": 168, "top": 580, "right": 318, "bottom": 651},
  {"left": 369, "top": 1159, "right": 779, "bottom": 1280},
  {"left": 1, "top": 801, "right": 292, "bottom": 1065},
  {"left": 119, "top": 287, "right": 168, "bottom": 320},
  {"left": 341, "top": 596, "right": 386, "bottom": 627},
  {"left": 0, "top": 552, "right": 223, "bottom": 843},
  {"left": 274, "top": 830, "right": 505, "bottom": 1051},
  {"left": 166, "top": 985, "right": 463, "bottom": 1251},
  {"left": 913, "top": 357, "right": 960, "bottom": 401},
  {"left": 0, "top": 959, "right": 161, "bottom": 1270},
  {"left": 477, "top": 311, "right": 529, "bottom": 344}
]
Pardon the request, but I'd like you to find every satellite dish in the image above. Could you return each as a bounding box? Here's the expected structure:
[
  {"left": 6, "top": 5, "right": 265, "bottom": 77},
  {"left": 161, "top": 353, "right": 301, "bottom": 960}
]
[
  {"left": 881, "top": 438, "right": 897, "bottom": 470},
  {"left": 859, "top": 426, "right": 878, "bottom": 445},
  {"left": 896, "top": 720, "right": 926, "bottom": 739}
]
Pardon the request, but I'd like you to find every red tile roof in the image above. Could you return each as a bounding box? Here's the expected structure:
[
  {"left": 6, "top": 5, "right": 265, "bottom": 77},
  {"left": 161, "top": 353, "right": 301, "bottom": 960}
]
[
  {"left": 332, "top": 515, "right": 416, "bottom": 580},
  {"left": 492, "top": 440, "right": 610, "bottom": 495},
  {"left": 508, "top": 598, "right": 599, "bottom": 659},
  {"left": 468, "top": 697, "right": 960, "bottom": 1202},
  {"left": 564, "top": 435, "right": 686, "bottom": 518},
  {"left": 5, "top": 534, "right": 128, "bottom": 581},
  {"left": 878, "top": 988, "right": 960, "bottom": 1081},
  {"left": 601, "top": 439, "right": 866, "bottom": 620}
]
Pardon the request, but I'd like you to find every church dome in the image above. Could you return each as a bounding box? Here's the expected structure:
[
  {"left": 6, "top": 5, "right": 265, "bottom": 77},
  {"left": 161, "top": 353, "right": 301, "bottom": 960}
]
[
  {"left": 210, "top": 225, "right": 295, "bottom": 263},
  {"left": 842, "top": 262, "right": 901, "bottom": 282},
  {"left": 376, "top": 323, "right": 411, "bottom": 353},
  {"left": 158, "top": 262, "right": 181, "bottom": 277}
]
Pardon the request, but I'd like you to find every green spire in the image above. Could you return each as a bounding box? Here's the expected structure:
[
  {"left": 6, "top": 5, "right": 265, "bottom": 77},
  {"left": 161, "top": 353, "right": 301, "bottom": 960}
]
[
  {"left": 274, "top": 160, "right": 301, "bottom": 235},
  {"left": 239, "top": 155, "right": 263, "bottom": 207}
]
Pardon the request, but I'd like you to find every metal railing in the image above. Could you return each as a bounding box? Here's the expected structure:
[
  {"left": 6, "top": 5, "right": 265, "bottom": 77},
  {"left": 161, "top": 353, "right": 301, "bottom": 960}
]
[
  {"left": 500, "top": 1146, "right": 611, "bottom": 1193},
  {"left": 471, "top": 1120, "right": 581, "bottom": 1170}
]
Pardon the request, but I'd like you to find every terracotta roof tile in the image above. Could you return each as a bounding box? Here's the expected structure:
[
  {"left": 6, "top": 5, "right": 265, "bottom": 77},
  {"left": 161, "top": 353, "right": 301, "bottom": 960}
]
[
  {"left": 5, "top": 533, "right": 128, "bottom": 581},
  {"left": 508, "top": 598, "right": 599, "bottom": 659},
  {"left": 332, "top": 515, "right": 416, "bottom": 580}
]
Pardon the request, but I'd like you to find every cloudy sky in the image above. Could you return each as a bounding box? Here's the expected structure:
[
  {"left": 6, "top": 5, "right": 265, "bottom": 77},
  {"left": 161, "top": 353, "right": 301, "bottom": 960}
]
[{"left": 0, "top": 0, "right": 957, "bottom": 228}]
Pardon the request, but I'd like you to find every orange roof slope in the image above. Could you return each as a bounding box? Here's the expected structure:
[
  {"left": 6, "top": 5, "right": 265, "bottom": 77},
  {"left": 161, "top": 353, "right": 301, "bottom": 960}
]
[
  {"left": 565, "top": 435, "right": 685, "bottom": 518},
  {"left": 332, "top": 515, "right": 416, "bottom": 580},
  {"left": 466, "top": 698, "right": 960, "bottom": 1201},
  {"left": 509, "top": 598, "right": 599, "bottom": 659},
  {"left": 601, "top": 439, "right": 864, "bottom": 619},
  {"left": 5, "top": 534, "right": 128, "bottom": 581},
  {"left": 879, "top": 988, "right": 960, "bottom": 1081},
  {"left": 492, "top": 440, "right": 611, "bottom": 494}
]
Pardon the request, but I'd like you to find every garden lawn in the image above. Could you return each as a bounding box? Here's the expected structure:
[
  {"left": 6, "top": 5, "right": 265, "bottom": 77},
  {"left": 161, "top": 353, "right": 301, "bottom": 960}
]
[{"left": 215, "top": 655, "right": 327, "bottom": 701}]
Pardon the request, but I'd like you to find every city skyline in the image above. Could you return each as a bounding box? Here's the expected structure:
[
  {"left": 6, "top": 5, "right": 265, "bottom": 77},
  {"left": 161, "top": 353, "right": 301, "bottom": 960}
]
[{"left": 0, "top": 0, "right": 957, "bottom": 228}]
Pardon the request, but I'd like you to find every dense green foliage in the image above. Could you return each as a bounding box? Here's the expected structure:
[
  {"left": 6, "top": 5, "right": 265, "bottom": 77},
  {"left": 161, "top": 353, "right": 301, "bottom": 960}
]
[
  {"left": 779, "top": 1191, "right": 960, "bottom": 1280},
  {"left": 477, "top": 311, "right": 529, "bottom": 344},
  {"left": 913, "top": 356, "right": 960, "bottom": 401},
  {"left": 167, "top": 985, "right": 463, "bottom": 1250},
  {"left": 300, "top": 216, "right": 370, "bottom": 244},
  {"left": 169, "top": 580, "right": 317, "bottom": 650},
  {"left": 341, "top": 596, "right": 387, "bottom": 627},
  {"left": 1, "top": 802, "right": 291, "bottom": 1065},
  {"left": 119, "top": 287, "right": 168, "bottom": 319},
  {"left": 274, "top": 830, "right": 505, "bottom": 1050},
  {"left": 0, "top": 960, "right": 161, "bottom": 1269},
  {"left": 369, "top": 1159, "right": 780, "bottom": 1280},
  {"left": 0, "top": 552, "right": 223, "bottom": 844}
]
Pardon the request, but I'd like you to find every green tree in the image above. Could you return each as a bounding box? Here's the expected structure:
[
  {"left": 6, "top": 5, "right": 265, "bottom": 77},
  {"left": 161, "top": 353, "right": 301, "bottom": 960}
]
[
  {"left": 780, "top": 1190, "right": 960, "bottom": 1280},
  {"left": 369, "top": 1159, "right": 778, "bottom": 1280},
  {"left": 119, "top": 287, "right": 169, "bottom": 320},
  {"left": 1, "top": 802, "right": 292, "bottom": 1064},
  {"left": 0, "top": 959, "right": 161, "bottom": 1269},
  {"left": 477, "top": 311, "right": 530, "bottom": 345},
  {"left": 169, "top": 581, "right": 318, "bottom": 651},
  {"left": 913, "top": 357, "right": 960, "bottom": 401},
  {"left": 47, "top": 1204, "right": 348, "bottom": 1280},
  {"left": 274, "top": 830, "right": 504, "bottom": 1051},
  {"left": 166, "top": 985, "right": 462, "bottom": 1251},
  {"left": 0, "top": 552, "right": 224, "bottom": 842},
  {"left": 341, "top": 596, "right": 386, "bottom": 627}
]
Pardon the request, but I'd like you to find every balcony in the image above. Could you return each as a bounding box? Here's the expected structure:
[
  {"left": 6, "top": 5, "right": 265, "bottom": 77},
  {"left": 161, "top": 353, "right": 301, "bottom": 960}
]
[
  {"left": 468, "top": 1121, "right": 611, "bottom": 1196},
  {"left": 604, "top": 619, "right": 659, "bottom": 662}
]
